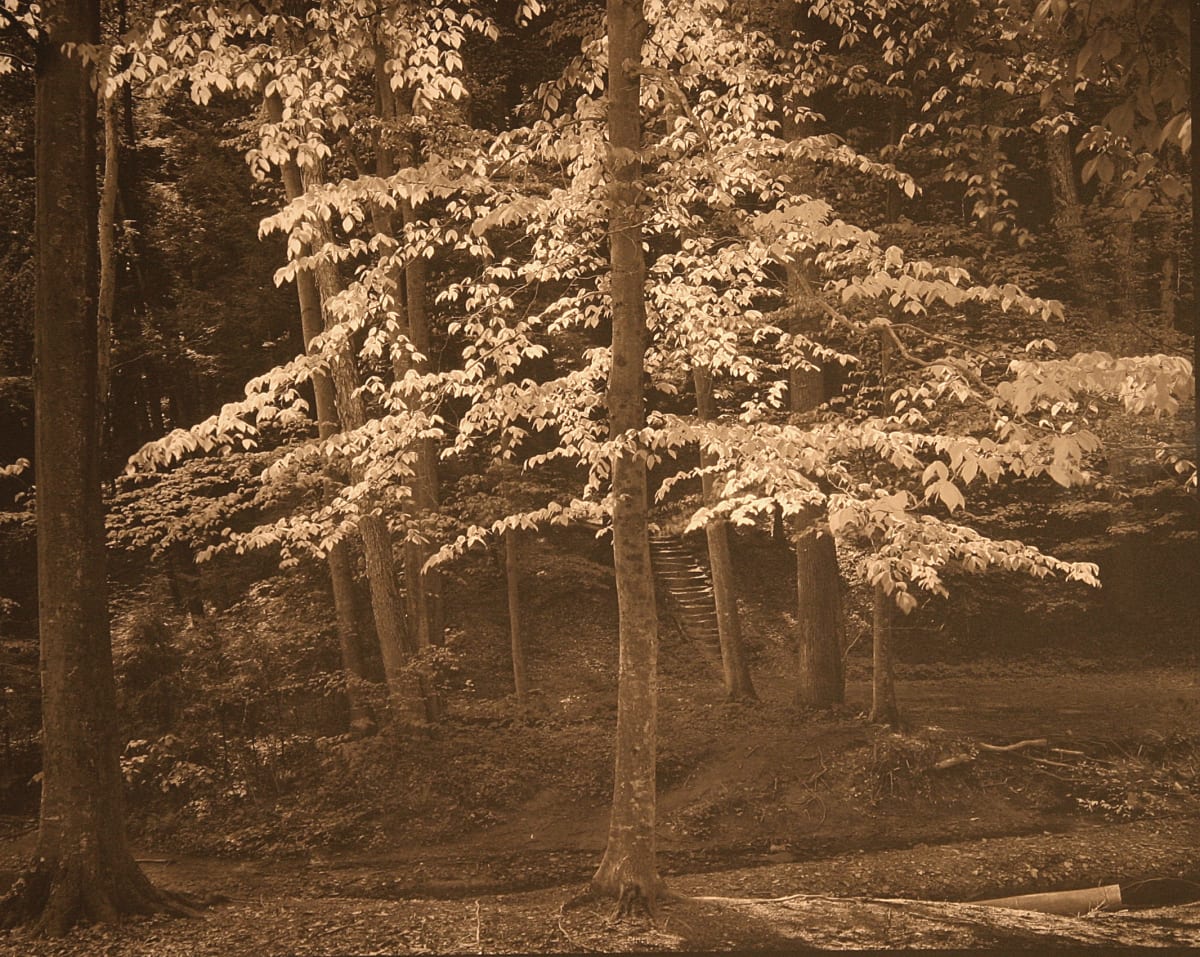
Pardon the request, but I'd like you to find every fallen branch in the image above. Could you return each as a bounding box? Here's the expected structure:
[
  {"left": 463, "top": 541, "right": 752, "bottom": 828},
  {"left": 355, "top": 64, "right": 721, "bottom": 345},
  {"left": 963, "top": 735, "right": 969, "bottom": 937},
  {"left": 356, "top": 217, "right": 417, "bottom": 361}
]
[
  {"left": 933, "top": 754, "right": 975, "bottom": 771},
  {"left": 978, "top": 738, "right": 1048, "bottom": 753},
  {"left": 934, "top": 737, "right": 1049, "bottom": 771},
  {"left": 1025, "top": 755, "right": 1079, "bottom": 771}
]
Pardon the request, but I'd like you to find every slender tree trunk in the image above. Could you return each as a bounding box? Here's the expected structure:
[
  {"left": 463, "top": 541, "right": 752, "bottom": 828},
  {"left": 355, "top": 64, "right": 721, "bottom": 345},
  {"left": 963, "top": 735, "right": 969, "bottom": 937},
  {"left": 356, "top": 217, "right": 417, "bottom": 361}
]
[
  {"left": 870, "top": 333, "right": 900, "bottom": 727},
  {"left": 885, "top": 99, "right": 903, "bottom": 223},
  {"left": 0, "top": 0, "right": 189, "bottom": 933},
  {"left": 398, "top": 208, "right": 445, "bottom": 653},
  {"left": 293, "top": 265, "right": 375, "bottom": 730},
  {"left": 302, "top": 168, "right": 430, "bottom": 721},
  {"left": 1160, "top": 251, "right": 1177, "bottom": 327},
  {"left": 505, "top": 528, "right": 529, "bottom": 705},
  {"left": 870, "top": 582, "right": 899, "bottom": 726},
  {"left": 1044, "top": 127, "right": 1106, "bottom": 319},
  {"left": 592, "top": 0, "right": 661, "bottom": 914},
  {"left": 268, "top": 101, "right": 376, "bottom": 731},
  {"left": 1193, "top": 0, "right": 1200, "bottom": 461},
  {"left": 777, "top": 47, "right": 844, "bottom": 706},
  {"left": 268, "top": 94, "right": 429, "bottom": 721},
  {"left": 693, "top": 368, "right": 756, "bottom": 701},
  {"left": 1111, "top": 211, "right": 1141, "bottom": 321},
  {"left": 372, "top": 55, "right": 446, "bottom": 656}
]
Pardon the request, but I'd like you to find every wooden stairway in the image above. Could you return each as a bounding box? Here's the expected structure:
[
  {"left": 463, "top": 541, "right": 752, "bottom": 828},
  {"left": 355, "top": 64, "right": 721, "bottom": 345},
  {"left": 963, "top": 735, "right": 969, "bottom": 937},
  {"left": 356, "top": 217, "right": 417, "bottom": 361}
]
[{"left": 648, "top": 535, "right": 721, "bottom": 657}]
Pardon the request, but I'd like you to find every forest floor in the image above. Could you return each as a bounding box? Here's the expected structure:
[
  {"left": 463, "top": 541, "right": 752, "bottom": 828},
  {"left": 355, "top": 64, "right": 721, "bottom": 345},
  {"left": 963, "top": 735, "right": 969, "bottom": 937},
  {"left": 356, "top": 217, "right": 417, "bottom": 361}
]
[
  {"left": 1, "top": 429, "right": 1197, "bottom": 951},
  {"left": 2, "top": 656, "right": 1199, "bottom": 952}
]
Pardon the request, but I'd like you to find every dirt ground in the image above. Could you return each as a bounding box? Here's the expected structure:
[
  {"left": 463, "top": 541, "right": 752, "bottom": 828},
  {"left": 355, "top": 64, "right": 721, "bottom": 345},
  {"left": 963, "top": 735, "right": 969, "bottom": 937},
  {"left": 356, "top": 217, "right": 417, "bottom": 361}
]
[{"left": 3, "top": 656, "right": 1198, "bottom": 952}]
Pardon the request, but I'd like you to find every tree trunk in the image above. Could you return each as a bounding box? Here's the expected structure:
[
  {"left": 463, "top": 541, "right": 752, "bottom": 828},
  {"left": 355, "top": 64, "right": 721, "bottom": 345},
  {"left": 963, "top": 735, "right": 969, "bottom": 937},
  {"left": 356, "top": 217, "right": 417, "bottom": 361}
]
[
  {"left": 693, "top": 369, "right": 756, "bottom": 701},
  {"left": 505, "top": 528, "right": 529, "bottom": 705},
  {"left": 1160, "top": 252, "right": 1176, "bottom": 327},
  {"left": 786, "top": 246, "right": 844, "bottom": 709},
  {"left": 268, "top": 93, "right": 431, "bottom": 721},
  {"left": 793, "top": 510, "right": 844, "bottom": 708},
  {"left": 398, "top": 213, "right": 445, "bottom": 653},
  {"left": 269, "top": 100, "right": 376, "bottom": 732},
  {"left": 870, "top": 582, "right": 900, "bottom": 726},
  {"left": 293, "top": 264, "right": 375, "bottom": 731},
  {"left": 301, "top": 174, "right": 429, "bottom": 720},
  {"left": 869, "top": 332, "right": 900, "bottom": 726},
  {"left": 1043, "top": 127, "right": 1106, "bottom": 319},
  {"left": 1110, "top": 212, "right": 1140, "bottom": 321},
  {"left": 591, "top": 0, "right": 661, "bottom": 915},
  {"left": 885, "top": 99, "right": 903, "bottom": 223},
  {"left": 372, "top": 55, "right": 446, "bottom": 657},
  {"left": 97, "top": 84, "right": 119, "bottom": 460},
  {"left": 1194, "top": 0, "right": 1200, "bottom": 462},
  {"left": 0, "top": 0, "right": 190, "bottom": 933}
]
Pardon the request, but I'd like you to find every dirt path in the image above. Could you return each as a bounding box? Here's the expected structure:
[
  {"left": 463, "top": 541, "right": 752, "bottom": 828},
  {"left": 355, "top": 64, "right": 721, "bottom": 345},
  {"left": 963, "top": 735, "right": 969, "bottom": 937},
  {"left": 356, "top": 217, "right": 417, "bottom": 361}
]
[
  {"left": 2, "top": 661, "right": 1198, "bottom": 952},
  {"left": 2, "top": 815, "right": 1198, "bottom": 954},
  {"left": 872, "top": 664, "right": 1200, "bottom": 742}
]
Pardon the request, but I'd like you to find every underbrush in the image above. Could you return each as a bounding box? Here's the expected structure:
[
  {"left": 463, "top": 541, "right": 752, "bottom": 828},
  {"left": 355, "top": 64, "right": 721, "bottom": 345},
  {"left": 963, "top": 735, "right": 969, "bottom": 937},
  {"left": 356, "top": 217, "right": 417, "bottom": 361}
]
[
  {"left": 841, "top": 726, "right": 1200, "bottom": 825},
  {"left": 99, "top": 516, "right": 1200, "bottom": 865}
]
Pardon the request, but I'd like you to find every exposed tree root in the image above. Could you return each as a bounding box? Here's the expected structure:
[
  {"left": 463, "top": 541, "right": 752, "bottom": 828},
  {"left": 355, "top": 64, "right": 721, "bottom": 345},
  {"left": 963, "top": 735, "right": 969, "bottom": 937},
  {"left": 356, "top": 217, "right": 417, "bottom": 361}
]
[
  {"left": 589, "top": 869, "right": 666, "bottom": 920},
  {"left": 0, "top": 859, "right": 203, "bottom": 938}
]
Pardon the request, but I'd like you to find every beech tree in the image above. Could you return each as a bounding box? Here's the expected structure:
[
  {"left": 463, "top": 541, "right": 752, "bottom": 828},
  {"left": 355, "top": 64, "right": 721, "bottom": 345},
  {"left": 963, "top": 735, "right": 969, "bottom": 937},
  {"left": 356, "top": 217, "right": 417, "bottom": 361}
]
[
  {"left": 117, "top": 0, "right": 499, "bottom": 722},
  {"left": 0, "top": 0, "right": 189, "bottom": 935},
  {"left": 589, "top": 0, "right": 661, "bottom": 912},
  {"left": 66, "top": 0, "right": 1191, "bottom": 917}
]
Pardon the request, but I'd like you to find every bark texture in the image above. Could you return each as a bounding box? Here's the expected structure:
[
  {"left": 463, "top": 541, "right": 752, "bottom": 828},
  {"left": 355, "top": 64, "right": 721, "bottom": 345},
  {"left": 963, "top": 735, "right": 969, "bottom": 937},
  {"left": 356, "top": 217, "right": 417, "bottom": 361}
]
[
  {"left": 269, "top": 98, "right": 431, "bottom": 720},
  {"left": 1044, "top": 128, "right": 1106, "bottom": 319},
  {"left": 505, "top": 528, "right": 529, "bottom": 705},
  {"left": 299, "top": 166, "right": 436, "bottom": 721},
  {"left": 97, "top": 85, "right": 119, "bottom": 450},
  {"left": 592, "top": 0, "right": 661, "bottom": 914},
  {"left": 1110, "top": 213, "right": 1141, "bottom": 320},
  {"left": 270, "top": 96, "right": 375, "bottom": 731},
  {"left": 373, "top": 54, "right": 446, "bottom": 658},
  {"left": 0, "top": 0, "right": 188, "bottom": 933},
  {"left": 870, "top": 582, "right": 900, "bottom": 726},
  {"left": 793, "top": 512, "right": 845, "bottom": 709},
  {"left": 786, "top": 274, "right": 844, "bottom": 709},
  {"left": 694, "top": 369, "right": 756, "bottom": 701}
]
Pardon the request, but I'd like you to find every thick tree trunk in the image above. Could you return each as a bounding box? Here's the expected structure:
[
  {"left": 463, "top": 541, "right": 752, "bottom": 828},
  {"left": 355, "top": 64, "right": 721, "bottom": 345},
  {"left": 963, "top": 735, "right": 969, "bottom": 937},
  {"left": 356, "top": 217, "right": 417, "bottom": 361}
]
[
  {"left": 1043, "top": 128, "right": 1106, "bottom": 319},
  {"left": 0, "top": 0, "right": 190, "bottom": 934},
  {"left": 97, "top": 85, "right": 118, "bottom": 455},
  {"left": 693, "top": 369, "right": 756, "bottom": 701},
  {"left": 786, "top": 257, "right": 844, "bottom": 708},
  {"left": 592, "top": 0, "right": 661, "bottom": 914},
  {"left": 505, "top": 528, "right": 529, "bottom": 705},
  {"left": 793, "top": 511, "right": 844, "bottom": 708},
  {"left": 870, "top": 582, "right": 900, "bottom": 726}
]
